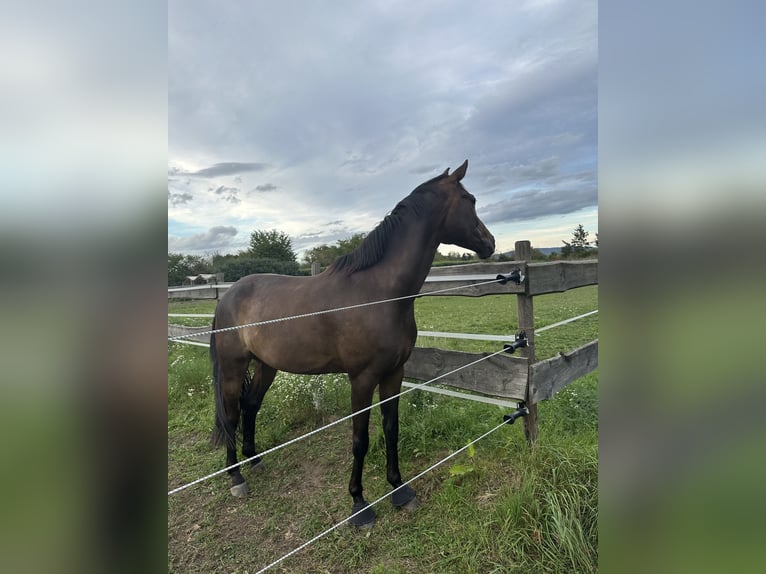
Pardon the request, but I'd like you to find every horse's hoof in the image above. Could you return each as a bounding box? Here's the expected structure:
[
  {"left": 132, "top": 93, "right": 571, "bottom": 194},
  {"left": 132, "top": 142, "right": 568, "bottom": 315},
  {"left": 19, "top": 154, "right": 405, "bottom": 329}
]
[
  {"left": 250, "top": 459, "right": 266, "bottom": 472},
  {"left": 391, "top": 484, "right": 418, "bottom": 509},
  {"left": 349, "top": 502, "right": 376, "bottom": 528},
  {"left": 230, "top": 482, "right": 249, "bottom": 498}
]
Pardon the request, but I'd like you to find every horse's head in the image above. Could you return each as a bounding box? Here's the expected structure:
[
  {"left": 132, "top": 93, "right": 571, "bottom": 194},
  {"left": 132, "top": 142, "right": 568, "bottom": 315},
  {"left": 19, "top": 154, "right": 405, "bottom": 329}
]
[{"left": 434, "top": 160, "right": 495, "bottom": 259}]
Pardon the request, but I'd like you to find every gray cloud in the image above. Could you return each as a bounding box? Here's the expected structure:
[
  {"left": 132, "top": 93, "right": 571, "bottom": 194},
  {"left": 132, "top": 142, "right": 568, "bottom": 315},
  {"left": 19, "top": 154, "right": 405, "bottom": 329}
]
[
  {"left": 509, "top": 157, "right": 560, "bottom": 181},
  {"left": 169, "top": 162, "right": 269, "bottom": 178},
  {"left": 254, "top": 183, "right": 277, "bottom": 192},
  {"left": 409, "top": 164, "right": 441, "bottom": 175},
  {"left": 168, "top": 189, "right": 193, "bottom": 205},
  {"left": 191, "top": 162, "right": 269, "bottom": 177},
  {"left": 292, "top": 224, "right": 360, "bottom": 253},
  {"left": 170, "top": 2, "right": 593, "bottom": 169},
  {"left": 210, "top": 185, "right": 241, "bottom": 204},
  {"left": 471, "top": 157, "right": 562, "bottom": 192},
  {"left": 479, "top": 187, "right": 598, "bottom": 224},
  {"left": 169, "top": 1, "right": 597, "bottom": 253},
  {"left": 168, "top": 226, "right": 239, "bottom": 251},
  {"left": 547, "top": 170, "right": 597, "bottom": 186}
]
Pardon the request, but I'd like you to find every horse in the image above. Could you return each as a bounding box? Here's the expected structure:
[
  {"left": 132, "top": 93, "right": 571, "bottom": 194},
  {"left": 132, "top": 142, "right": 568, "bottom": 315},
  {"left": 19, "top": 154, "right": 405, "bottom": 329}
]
[{"left": 210, "top": 160, "right": 495, "bottom": 527}]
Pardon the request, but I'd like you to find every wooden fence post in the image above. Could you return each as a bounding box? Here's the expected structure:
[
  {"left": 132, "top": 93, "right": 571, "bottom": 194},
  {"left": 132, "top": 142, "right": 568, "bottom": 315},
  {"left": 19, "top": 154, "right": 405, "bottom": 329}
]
[
  {"left": 215, "top": 272, "right": 224, "bottom": 300},
  {"left": 515, "top": 240, "right": 539, "bottom": 444}
]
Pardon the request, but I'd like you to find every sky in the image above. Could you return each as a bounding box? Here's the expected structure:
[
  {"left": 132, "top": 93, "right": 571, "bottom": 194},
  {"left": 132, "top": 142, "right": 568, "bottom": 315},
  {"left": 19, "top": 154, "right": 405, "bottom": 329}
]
[{"left": 168, "top": 0, "right": 597, "bottom": 259}]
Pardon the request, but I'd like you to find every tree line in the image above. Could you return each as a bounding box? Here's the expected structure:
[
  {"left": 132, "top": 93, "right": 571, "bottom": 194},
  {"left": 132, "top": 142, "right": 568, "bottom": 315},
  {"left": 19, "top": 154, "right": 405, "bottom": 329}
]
[
  {"left": 168, "top": 225, "right": 596, "bottom": 285},
  {"left": 168, "top": 230, "right": 301, "bottom": 286}
]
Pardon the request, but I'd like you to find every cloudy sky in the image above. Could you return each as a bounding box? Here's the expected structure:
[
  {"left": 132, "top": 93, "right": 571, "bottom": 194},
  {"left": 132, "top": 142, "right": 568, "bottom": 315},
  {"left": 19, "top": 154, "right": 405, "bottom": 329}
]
[{"left": 169, "top": 0, "right": 597, "bottom": 258}]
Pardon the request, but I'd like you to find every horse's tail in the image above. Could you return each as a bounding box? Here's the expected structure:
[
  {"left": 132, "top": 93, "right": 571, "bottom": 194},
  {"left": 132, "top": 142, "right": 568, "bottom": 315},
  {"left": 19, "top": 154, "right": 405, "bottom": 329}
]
[{"left": 210, "top": 318, "right": 231, "bottom": 448}]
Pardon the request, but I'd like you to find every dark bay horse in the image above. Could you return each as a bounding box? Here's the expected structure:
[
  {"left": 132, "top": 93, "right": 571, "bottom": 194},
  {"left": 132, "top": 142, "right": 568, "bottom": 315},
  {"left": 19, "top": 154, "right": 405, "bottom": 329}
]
[{"left": 210, "top": 160, "right": 495, "bottom": 526}]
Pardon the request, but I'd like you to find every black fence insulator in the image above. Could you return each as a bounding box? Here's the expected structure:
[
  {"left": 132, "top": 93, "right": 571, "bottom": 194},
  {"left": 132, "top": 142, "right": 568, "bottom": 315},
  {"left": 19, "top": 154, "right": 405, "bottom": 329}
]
[
  {"left": 503, "top": 403, "right": 529, "bottom": 425},
  {"left": 503, "top": 331, "right": 528, "bottom": 354},
  {"left": 496, "top": 267, "right": 524, "bottom": 285}
]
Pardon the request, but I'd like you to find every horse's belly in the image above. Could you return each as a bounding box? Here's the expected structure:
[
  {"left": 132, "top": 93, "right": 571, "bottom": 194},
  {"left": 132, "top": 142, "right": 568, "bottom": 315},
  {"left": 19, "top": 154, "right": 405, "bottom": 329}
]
[
  {"left": 247, "top": 331, "right": 344, "bottom": 375},
  {"left": 269, "top": 354, "right": 345, "bottom": 376},
  {"left": 248, "top": 327, "right": 413, "bottom": 376}
]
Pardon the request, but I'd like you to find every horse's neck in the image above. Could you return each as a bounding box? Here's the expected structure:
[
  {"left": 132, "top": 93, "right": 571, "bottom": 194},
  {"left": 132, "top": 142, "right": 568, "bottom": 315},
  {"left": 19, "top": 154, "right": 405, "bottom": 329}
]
[{"left": 374, "top": 216, "right": 440, "bottom": 297}]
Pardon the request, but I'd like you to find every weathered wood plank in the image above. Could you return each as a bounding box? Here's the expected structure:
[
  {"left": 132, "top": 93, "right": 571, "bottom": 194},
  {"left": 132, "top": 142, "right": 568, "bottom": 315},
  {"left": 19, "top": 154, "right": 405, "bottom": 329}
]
[
  {"left": 528, "top": 339, "right": 598, "bottom": 404},
  {"left": 421, "top": 260, "right": 598, "bottom": 297},
  {"left": 427, "top": 262, "right": 521, "bottom": 276},
  {"left": 403, "top": 346, "right": 528, "bottom": 400},
  {"left": 525, "top": 260, "right": 598, "bottom": 295},
  {"left": 401, "top": 381, "right": 520, "bottom": 408},
  {"left": 419, "top": 278, "right": 524, "bottom": 296},
  {"left": 422, "top": 262, "right": 525, "bottom": 296}
]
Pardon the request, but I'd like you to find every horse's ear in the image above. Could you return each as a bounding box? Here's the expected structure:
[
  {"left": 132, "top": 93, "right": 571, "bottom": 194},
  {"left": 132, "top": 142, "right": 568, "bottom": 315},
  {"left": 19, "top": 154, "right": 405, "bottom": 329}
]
[
  {"left": 448, "top": 160, "right": 468, "bottom": 182},
  {"left": 441, "top": 167, "right": 450, "bottom": 176}
]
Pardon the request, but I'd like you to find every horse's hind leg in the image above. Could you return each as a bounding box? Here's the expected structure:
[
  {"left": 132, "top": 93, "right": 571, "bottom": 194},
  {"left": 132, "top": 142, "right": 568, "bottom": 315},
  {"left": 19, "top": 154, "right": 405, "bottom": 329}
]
[
  {"left": 218, "top": 355, "right": 251, "bottom": 497},
  {"left": 347, "top": 374, "right": 377, "bottom": 528},
  {"left": 241, "top": 361, "right": 276, "bottom": 471}
]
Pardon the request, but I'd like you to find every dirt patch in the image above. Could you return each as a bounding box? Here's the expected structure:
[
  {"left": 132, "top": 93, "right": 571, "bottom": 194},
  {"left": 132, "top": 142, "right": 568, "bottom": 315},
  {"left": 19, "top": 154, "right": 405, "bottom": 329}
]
[{"left": 169, "top": 427, "right": 360, "bottom": 573}]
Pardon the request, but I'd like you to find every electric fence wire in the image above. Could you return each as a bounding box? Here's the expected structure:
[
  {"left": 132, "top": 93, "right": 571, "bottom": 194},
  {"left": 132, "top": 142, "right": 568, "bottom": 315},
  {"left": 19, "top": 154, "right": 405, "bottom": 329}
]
[
  {"left": 168, "top": 346, "right": 511, "bottom": 495},
  {"left": 253, "top": 417, "right": 512, "bottom": 574}
]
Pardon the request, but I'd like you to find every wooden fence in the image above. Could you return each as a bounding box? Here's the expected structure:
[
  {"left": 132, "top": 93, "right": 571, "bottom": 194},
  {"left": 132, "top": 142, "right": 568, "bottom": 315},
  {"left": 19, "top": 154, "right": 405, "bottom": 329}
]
[{"left": 168, "top": 240, "right": 598, "bottom": 443}]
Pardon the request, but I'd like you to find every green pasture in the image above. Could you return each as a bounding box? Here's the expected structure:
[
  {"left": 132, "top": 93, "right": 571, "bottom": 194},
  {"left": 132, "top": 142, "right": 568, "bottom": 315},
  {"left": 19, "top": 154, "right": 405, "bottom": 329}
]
[{"left": 168, "top": 286, "right": 598, "bottom": 573}]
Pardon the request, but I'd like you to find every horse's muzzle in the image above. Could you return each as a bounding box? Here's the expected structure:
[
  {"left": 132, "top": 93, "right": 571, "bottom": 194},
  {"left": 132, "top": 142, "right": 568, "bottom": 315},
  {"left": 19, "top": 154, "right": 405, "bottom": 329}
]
[{"left": 475, "top": 223, "right": 495, "bottom": 259}]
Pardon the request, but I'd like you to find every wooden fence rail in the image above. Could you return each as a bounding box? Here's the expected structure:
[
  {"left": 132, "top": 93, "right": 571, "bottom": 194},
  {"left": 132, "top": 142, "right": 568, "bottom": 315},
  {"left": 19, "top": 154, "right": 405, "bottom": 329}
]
[
  {"left": 404, "top": 347, "right": 528, "bottom": 399},
  {"left": 167, "top": 260, "right": 597, "bottom": 299}
]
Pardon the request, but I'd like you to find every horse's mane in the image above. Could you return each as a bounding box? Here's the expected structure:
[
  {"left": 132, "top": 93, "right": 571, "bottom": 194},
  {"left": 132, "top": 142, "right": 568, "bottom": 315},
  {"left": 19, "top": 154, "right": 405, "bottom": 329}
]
[{"left": 327, "top": 174, "right": 444, "bottom": 275}]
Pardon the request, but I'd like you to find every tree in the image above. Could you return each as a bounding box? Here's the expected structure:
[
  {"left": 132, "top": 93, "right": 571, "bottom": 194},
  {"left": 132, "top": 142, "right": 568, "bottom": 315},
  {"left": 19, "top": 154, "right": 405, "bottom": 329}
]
[
  {"left": 303, "top": 244, "right": 339, "bottom": 268},
  {"left": 336, "top": 233, "right": 366, "bottom": 255},
  {"left": 248, "top": 229, "right": 296, "bottom": 262},
  {"left": 303, "top": 233, "right": 366, "bottom": 267},
  {"left": 561, "top": 224, "right": 592, "bottom": 259},
  {"left": 167, "top": 252, "right": 212, "bottom": 286}
]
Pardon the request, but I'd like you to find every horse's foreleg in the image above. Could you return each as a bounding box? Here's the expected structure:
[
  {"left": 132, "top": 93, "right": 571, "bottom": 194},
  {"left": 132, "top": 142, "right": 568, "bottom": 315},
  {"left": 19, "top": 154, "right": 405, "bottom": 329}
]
[
  {"left": 347, "top": 376, "right": 376, "bottom": 528},
  {"left": 379, "top": 367, "right": 419, "bottom": 511},
  {"left": 242, "top": 362, "right": 276, "bottom": 471}
]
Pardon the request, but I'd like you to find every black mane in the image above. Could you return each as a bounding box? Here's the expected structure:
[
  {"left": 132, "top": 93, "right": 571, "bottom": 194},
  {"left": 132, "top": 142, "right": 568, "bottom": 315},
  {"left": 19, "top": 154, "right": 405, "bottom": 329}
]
[{"left": 327, "top": 175, "right": 444, "bottom": 275}]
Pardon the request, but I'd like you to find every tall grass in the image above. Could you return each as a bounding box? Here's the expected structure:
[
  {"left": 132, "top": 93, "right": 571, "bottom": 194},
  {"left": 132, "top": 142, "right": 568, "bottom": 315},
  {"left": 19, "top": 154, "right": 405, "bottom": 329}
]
[{"left": 168, "top": 288, "right": 598, "bottom": 573}]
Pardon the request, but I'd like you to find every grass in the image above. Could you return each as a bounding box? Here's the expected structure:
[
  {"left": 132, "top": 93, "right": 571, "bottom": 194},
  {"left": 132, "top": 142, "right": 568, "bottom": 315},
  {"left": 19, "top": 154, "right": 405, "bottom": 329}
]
[{"left": 168, "top": 286, "right": 598, "bottom": 573}]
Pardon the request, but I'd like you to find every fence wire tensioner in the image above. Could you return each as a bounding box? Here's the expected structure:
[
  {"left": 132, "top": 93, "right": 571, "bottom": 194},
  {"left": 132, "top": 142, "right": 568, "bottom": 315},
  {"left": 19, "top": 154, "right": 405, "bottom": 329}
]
[
  {"left": 495, "top": 267, "right": 525, "bottom": 285},
  {"left": 502, "top": 330, "right": 528, "bottom": 354},
  {"left": 503, "top": 402, "right": 529, "bottom": 425},
  {"left": 500, "top": 330, "right": 530, "bottom": 424}
]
